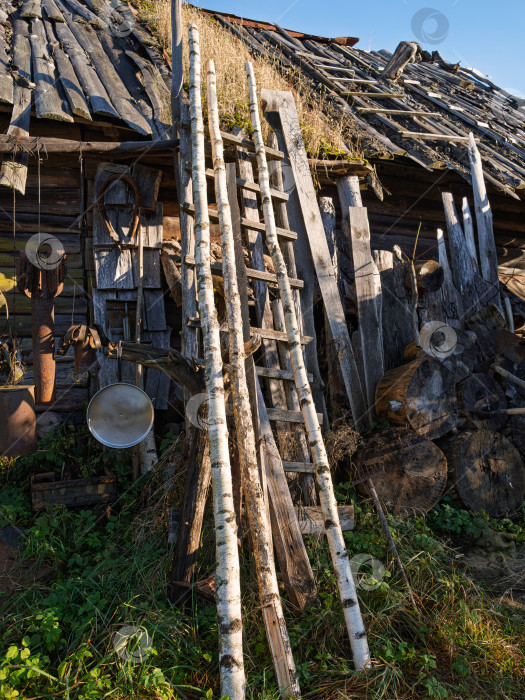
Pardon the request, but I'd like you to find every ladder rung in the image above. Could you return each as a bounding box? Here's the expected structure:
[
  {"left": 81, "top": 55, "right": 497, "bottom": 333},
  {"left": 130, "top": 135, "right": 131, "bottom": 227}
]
[
  {"left": 182, "top": 203, "right": 298, "bottom": 241},
  {"left": 296, "top": 505, "right": 355, "bottom": 534},
  {"left": 186, "top": 318, "right": 313, "bottom": 345},
  {"left": 255, "top": 366, "right": 314, "bottom": 382},
  {"left": 399, "top": 131, "right": 471, "bottom": 142},
  {"left": 357, "top": 108, "right": 439, "bottom": 116},
  {"left": 189, "top": 167, "right": 289, "bottom": 202},
  {"left": 282, "top": 461, "right": 315, "bottom": 473},
  {"left": 341, "top": 91, "right": 405, "bottom": 98},
  {"left": 177, "top": 120, "right": 283, "bottom": 160},
  {"left": 314, "top": 64, "right": 355, "bottom": 74},
  {"left": 335, "top": 78, "right": 377, "bottom": 83},
  {"left": 184, "top": 255, "right": 304, "bottom": 289},
  {"left": 267, "top": 407, "right": 324, "bottom": 425}
]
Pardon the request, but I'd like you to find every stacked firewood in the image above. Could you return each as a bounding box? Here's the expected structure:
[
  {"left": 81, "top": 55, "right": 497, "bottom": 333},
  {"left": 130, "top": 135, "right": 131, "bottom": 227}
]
[{"left": 352, "top": 137, "right": 525, "bottom": 519}]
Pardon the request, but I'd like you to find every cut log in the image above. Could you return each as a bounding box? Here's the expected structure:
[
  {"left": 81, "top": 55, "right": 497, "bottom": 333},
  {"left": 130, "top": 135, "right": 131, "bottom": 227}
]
[
  {"left": 408, "top": 259, "right": 444, "bottom": 295},
  {"left": 375, "top": 357, "right": 458, "bottom": 439},
  {"left": 353, "top": 427, "right": 448, "bottom": 515},
  {"left": 457, "top": 373, "right": 507, "bottom": 431},
  {"left": 380, "top": 41, "right": 419, "bottom": 81},
  {"left": 441, "top": 430, "right": 525, "bottom": 517}
]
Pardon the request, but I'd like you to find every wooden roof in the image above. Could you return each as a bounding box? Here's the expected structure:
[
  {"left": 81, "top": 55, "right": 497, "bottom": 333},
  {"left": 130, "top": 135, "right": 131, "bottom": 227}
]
[
  {"left": 0, "top": 0, "right": 171, "bottom": 138},
  {"left": 209, "top": 7, "right": 525, "bottom": 200}
]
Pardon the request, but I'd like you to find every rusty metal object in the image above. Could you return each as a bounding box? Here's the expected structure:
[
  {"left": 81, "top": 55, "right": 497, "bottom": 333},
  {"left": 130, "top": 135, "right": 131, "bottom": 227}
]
[
  {"left": 0, "top": 384, "right": 37, "bottom": 456},
  {"left": 58, "top": 324, "right": 102, "bottom": 376},
  {"left": 18, "top": 250, "right": 66, "bottom": 405},
  {"left": 96, "top": 173, "right": 141, "bottom": 247}
]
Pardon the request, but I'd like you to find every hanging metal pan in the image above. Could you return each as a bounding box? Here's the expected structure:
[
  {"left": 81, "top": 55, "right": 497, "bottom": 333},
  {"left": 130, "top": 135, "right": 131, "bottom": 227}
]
[{"left": 87, "top": 383, "right": 154, "bottom": 449}]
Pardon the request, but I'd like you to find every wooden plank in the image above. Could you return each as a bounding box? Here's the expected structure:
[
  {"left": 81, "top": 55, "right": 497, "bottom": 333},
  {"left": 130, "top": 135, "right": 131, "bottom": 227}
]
[
  {"left": 442, "top": 193, "right": 480, "bottom": 316},
  {"left": 340, "top": 91, "right": 405, "bottom": 97},
  {"left": 262, "top": 90, "right": 368, "bottom": 431},
  {"left": 184, "top": 254, "right": 304, "bottom": 288},
  {"left": 282, "top": 461, "right": 315, "bottom": 473},
  {"left": 0, "top": 16, "right": 31, "bottom": 194},
  {"left": 143, "top": 289, "right": 167, "bottom": 331},
  {"left": 295, "top": 505, "right": 355, "bottom": 535},
  {"left": 93, "top": 247, "right": 134, "bottom": 289},
  {"left": 399, "top": 132, "right": 471, "bottom": 142},
  {"left": 467, "top": 133, "right": 502, "bottom": 309},
  {"left": 266, "top": 407, "right": 324, "bottom": 425},
  {"left": 54, "top": 16, "right": 118, "bottom": 119},
  {"left": 357, "top": 108, "right": 438, "bottom": 116},
  {"left": 256, "top": 366, "right": 313, "bottom": 382},
  {"left": 347, "top": 206, "right": 384, "bottom": 417},
  {"left": 30, "top": 18, "right": 73, "bottom": 122},
  {"left": 256, "top": 380, "right": 319, "bottom": 609},
  {"left": 186, "top": 317, "right": 313, "bottom": 344},
  {"left": 62, "top": 11, "right": 151, "bottom": 135},
  {"left": 143, "top": 328, "right": 171, "bottom": 409},
  {"left": 182, "top": 203, "right": 297, "bottom": 241}
]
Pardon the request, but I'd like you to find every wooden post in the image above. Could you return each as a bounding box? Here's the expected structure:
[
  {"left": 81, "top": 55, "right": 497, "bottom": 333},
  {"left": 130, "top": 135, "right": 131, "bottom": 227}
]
[
  {"left": 171, "top": 0, "right": 183, "bottom": 132},
  {"left": 207, "top": 59, "right": 300, "bottom": 698},
  {"left": 248, "top": 65, "right": 370, "bottom": 672},
  {"left": 461, "top": 197, "right": 479, "bottom": 272},
  {"left": 467, "top": 133, "right": 501, "bottom": 310},
  {"left": 262, "top": 89, "right": 368, "bottom": 432},
  {"left": 189, "top": 26, "right": 245, "bottom": 697},
  {"left": 346, "top": 204, "right": 384, "bottom": 417}
]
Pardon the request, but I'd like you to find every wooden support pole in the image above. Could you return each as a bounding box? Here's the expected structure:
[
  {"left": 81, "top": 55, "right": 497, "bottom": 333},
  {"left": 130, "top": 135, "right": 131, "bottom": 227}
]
[
  {"left": 461, "top": 197, "right": 479, "bottom": 272},
  {"left": 248, "top": 65, "right": 371, "bottom": 672},
  {"left": 0, "top": 135, "right": 179, "bottom": 156},
  {"left": 207, "top": 59, "right": 300, "bottom": 698},
  {"left": 467, "top": 132, "right": 501, "bottom": 310},
  {"left": 189, "top": 26, "right": 245, "bottom": 697},
  {"left": 262, "top": 89, "right": 367, "bottom": 432}
]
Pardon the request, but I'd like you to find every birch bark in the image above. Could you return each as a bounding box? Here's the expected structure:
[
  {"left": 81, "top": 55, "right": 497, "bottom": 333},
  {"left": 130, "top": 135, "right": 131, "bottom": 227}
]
[
  {"left": 246, "top": 62, "right": 370, "bottom": 671},
  {"left": 206, "top": 58, "right": 300, "bottom": 699},
  {"left": 189, "top": 25, "right": 245, "bottom": 698}
]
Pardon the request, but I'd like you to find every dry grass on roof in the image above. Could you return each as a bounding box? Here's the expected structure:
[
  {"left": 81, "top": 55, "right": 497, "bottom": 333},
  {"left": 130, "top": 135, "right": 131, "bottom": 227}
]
[{"left": 139, "top": 1, "right": 363, "bottom": 158}]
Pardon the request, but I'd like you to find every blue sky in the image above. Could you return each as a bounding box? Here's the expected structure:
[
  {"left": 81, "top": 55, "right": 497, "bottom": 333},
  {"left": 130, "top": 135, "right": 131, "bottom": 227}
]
[{"left": 192, "top": 0, "right": 525, "bottom": 96}]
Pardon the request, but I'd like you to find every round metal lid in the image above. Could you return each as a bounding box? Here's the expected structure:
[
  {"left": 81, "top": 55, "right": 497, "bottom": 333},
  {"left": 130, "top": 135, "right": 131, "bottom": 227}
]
[{"left": 87, "top": 383, "right": 154, "bottom": 449}]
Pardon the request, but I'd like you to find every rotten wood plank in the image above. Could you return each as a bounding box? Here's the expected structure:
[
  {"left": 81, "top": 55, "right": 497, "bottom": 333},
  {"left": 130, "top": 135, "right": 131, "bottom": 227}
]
[{"left": 263, "top": 89, "right": 367, "bottom": 431}]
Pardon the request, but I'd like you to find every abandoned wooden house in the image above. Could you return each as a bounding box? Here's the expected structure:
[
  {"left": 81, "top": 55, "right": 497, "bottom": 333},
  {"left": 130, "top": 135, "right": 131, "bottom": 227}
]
[{"left": 0, "top": 1, "right": 524, "bottom": 696}]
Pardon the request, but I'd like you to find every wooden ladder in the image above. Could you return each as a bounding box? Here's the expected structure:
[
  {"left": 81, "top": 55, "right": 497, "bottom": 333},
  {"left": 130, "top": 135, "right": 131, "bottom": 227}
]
[{"left": 179, "top": 122, "right": 358, "bottom": 609}]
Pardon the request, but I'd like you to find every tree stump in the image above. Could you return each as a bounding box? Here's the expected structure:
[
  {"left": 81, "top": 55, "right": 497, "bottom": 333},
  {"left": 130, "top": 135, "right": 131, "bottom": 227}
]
[
  {"left": 376, "top": 357, "right": 458, "bottom": 439},
  {"left": 353, "top": 427, "right": 448, "bottom": 515},
  {"left": 457, "top": 373, "right": 507, "bottom": 431},
  {"left": 441, "top": 430, "right": 525, "bottom": 517}
]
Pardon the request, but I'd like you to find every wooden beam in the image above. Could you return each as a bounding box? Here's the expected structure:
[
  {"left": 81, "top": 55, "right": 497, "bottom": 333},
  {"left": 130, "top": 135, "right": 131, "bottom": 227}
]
[
  {"left": 341, "top": 91, "right": 405, "bottom": 98},
  {"left": 255, "top": 380, "right": 320, "bottom": 609},
  {"left": 357, "top": 108, "right": 439, "bottom": 116},
  {"left": 262, "top": 89, "right": 368, "bottom": 432},
  {"left": 399, "top": 132, "right": 472, "bottom": 142},
  {"left": 347, "top": 206, "right": 384, "bottom": 419},
  {"left": 0, "top": 134, "right": 179, "bottom": 156}
]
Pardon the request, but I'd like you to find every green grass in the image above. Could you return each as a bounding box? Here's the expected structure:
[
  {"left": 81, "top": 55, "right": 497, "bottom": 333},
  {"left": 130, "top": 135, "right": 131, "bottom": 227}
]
[{"left": 1, "top": 426, "right": 525, "bottom": 699}]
